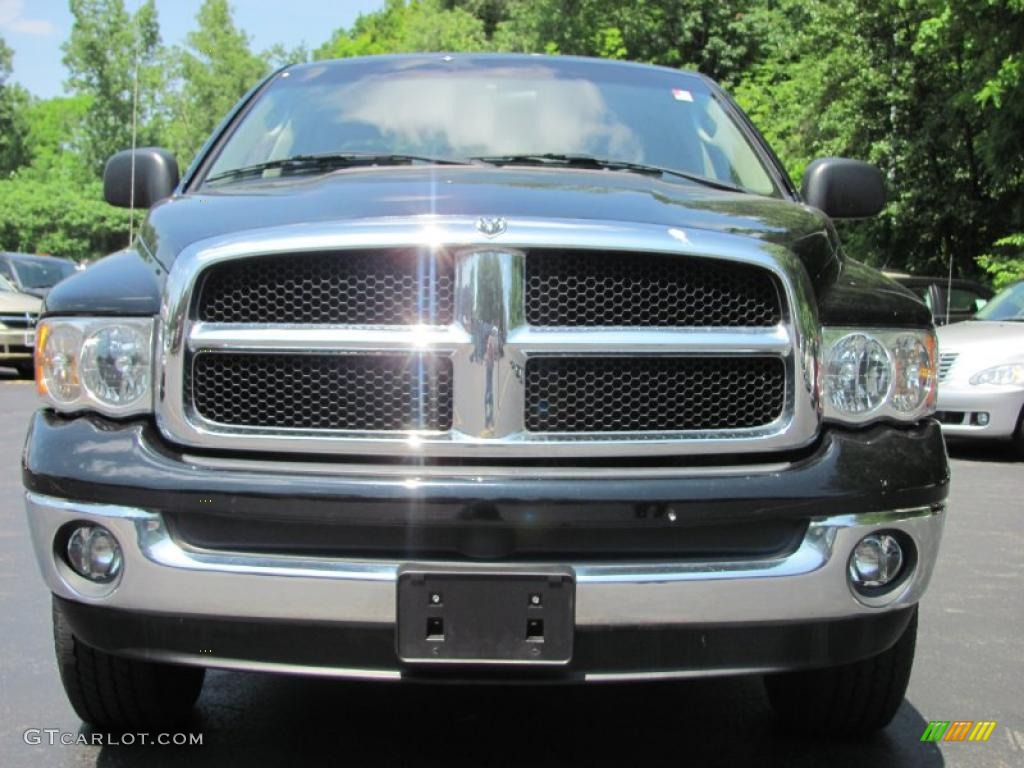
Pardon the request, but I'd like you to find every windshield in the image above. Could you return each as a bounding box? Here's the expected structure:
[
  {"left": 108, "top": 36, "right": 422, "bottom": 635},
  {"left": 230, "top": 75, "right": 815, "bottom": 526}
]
[
  {"left": 11, "top": 258, "right": 76, "bottom": 290},
  {"left": 974, "top": 281, "right": 1024, "bottom": 321},
  {"left": 205, "top": 59, "right": 778, "bottom": 196},
  {"left": 0, "top": 274, "right": 16, "bottom": 292}
]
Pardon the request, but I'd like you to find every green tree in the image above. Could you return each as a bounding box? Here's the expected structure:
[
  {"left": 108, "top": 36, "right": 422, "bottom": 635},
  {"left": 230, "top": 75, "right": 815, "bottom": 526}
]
[
  {"left": 733, "top": 0, "right": 1024, "bottom": 277},
  {"left": 163, "top": 0, "right": 270, "bottom": 169},
  {"left": 17, "top": 96, "right": 93, "bottom": 184},
  {"left": 0, "top": 177, "right": 132, "bottom": 259},
  {"left": 314, "top": 0, "right": 487, "bottom": 59},
  {"left": 489, "top": 0, "right": 775, "bottom": 84},
  {"left": 0, "top": 36, "right": 30, "bottom": 176},
  {"left": 62, "top": 0, "right": 163, "bottom": 175}
]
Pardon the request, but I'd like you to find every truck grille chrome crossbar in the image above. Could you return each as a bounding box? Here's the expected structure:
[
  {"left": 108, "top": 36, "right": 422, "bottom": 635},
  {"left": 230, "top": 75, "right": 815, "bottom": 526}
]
[
  {"left": 158, "top": 218, "right": 821, "bottom": 458},
  {"left": 0, "top": 313, "right": 38, "bottom": 330}
]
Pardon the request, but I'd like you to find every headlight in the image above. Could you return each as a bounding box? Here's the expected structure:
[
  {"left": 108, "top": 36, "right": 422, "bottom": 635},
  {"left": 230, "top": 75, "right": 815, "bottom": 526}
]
[
  {"left": 970, "top": 363, "right": 1024, "bottom": 386},
  {"left": 35, "top": 318, "right": 154, "bottom": 416},
  {"left": 822, "top": 328, "right": 936, "bottom": 424}
]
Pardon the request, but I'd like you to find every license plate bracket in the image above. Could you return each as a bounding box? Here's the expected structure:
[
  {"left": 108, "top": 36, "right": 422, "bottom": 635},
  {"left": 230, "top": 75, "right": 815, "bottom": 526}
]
[{"left": 397, "top": 568, "right": 574, "bottom": 665}]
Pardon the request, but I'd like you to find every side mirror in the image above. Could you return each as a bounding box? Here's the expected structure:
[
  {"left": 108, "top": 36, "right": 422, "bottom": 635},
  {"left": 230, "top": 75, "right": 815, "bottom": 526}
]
[
  {"left": 801, "top": 157, "right": 885, "bottom": 219},
  {"left": 103, "top": 148, "right": 179, "bottom": 208}
]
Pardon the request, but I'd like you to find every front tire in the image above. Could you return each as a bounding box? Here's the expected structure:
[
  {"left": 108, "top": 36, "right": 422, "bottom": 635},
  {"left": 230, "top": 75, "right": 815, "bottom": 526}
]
[
  {"left": 53, "top": 597, "right": 205, "bottom": 729},
  {"left": 1012, "top": 405, "right": 1024, "bottom": 460},
  {"left": 764, "top": 608, "right": 917, "bottom": 736}
]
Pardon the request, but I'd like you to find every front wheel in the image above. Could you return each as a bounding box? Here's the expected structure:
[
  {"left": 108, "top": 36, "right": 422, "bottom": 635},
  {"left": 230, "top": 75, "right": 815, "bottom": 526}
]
[
  {"left": 764, "top": 608, "right": 917, "bottom": 736},
  {"left": 53, "top": 598, "right": 205, "bottom": 729},
  {"left": 1012, "top": 405, "right": 1024, "bottom": 460}
]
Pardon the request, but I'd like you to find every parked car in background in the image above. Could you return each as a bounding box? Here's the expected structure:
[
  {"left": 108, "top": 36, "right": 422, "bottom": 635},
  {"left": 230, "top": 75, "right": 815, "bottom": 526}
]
[
  {"left": 886, "top": 273, "right": 993, "bottom": 325},
  {"left": 0, "top": 273, "right": 42, "bottom": 377},
  {"left": 936, "top": 280, "right": 1024, "bottom": 456},
  {"left": 0, "top": 252, "right": 78, "bottom": 299}
]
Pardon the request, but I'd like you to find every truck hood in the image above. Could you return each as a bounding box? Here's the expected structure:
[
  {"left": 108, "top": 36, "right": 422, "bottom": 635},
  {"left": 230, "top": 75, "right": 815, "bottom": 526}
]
[
  {"left": 0, "top": 290, "right": 43, "bottom": 314},
  {"left": 142, "top": 166, "right": 838, "bottom": 278}
]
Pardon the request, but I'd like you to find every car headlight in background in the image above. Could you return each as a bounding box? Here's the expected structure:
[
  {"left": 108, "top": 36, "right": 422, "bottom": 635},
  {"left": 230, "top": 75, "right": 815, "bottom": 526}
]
[
  {"left": 35, "top": 318, "right": 154, "bottom": 416},
  {"left": 822, "top": 328, "right": 936, "bottom": 424},
  {"left": 969, "top": 363, "right": 1024, "bottom": 386}
]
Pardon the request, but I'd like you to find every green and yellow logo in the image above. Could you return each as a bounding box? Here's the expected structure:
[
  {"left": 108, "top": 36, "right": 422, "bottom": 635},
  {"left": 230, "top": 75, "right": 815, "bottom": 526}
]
[{"left": 921, "top": 721, "right": 997, "bottom": 742}]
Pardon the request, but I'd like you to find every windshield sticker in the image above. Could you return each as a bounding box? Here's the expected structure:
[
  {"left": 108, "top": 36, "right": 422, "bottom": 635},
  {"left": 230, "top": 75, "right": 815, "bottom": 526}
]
[{"left": 672, "top": 88, "right": 693, "bottom": 102}]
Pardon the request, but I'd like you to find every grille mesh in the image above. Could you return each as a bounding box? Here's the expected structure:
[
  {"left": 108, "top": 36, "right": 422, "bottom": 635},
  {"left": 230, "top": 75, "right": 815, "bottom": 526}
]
[
  {"left": 197, "top": 250, "right": 454, "bottom": 325},
  {"left": 525, "top": 250, "right": 781, "bottom": 327},
  {"left": 525, "top": 356, "right": 785, "bottom": 432},
  {"left": 192, "top": 353, "right": 453, "bottom": 431}
]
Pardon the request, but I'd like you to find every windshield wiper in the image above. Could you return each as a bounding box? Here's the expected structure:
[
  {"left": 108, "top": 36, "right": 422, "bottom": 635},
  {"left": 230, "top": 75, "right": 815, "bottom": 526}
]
[
  {"left": 204, "top": 152, "right": 477, "bottom": 185},
  {"left": 469, "top": 153, "right": 748, "bottom": 193}
]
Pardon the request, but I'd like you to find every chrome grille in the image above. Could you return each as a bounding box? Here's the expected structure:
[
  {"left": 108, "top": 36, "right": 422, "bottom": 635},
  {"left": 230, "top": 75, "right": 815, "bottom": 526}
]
[
  {"left": 0, "top": 313, "right": 37, "bottom": 330},
  {"left": 197, "top": 249, "right": 454, "bottom": 325},
  {"left": 525, "top": 250, "right": 781, "bottom": 326},
  {"left": 525, "top": 357, "right": 785, "bottom": 432},
  {"left": 938, "top": 352, "right": 958, "bottom": 382},
  {"left": 192, "top": 353, "right": 452, "bottom": 431},
  {"left": 159, "top": 218, "right": 819, "bottom": 458}
]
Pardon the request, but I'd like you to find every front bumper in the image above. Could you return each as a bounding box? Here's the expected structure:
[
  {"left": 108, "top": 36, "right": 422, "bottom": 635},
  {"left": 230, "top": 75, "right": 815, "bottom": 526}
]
[
  {"left": 28, "top": 491, "right": 945, "bottom": 628},
  {"left": 27, "top": 496, "right": 945, "bottom": 681},
  {"left": 0, "top": 327, "right": 33, "bottom": 360},
  {"left": 24, "top": 413, "right": 949, "bottom": 681},
  {"left": 936, "top": 383, "right": 1024, "bottom": 439}
]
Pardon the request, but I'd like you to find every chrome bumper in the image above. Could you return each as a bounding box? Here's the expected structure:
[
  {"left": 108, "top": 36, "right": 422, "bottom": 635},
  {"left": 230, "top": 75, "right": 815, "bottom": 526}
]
[
  {"left": 27, "top": 492, "right": 945, "bottom": 627},
  {"left": 0, "top": 327, "right": 33, "bottom": 358}
]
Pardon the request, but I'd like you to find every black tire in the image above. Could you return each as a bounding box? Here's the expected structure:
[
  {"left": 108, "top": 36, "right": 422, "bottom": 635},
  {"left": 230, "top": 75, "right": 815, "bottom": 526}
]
[
  {"left": 764, "top": 608, "right": 917, "bottom": 737},
  {"left": 15, "top": 362, "right": 34, "bottom": 379},
  {"left": 52, "top": 597, "right": 205, "bottom": 729},
  {"left": 1012, "top": 405, "right": 1024, "bottom": 460}
]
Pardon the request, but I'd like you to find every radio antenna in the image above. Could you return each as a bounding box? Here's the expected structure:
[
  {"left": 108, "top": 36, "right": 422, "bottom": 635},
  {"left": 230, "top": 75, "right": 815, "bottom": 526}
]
[
  {"left": 128, "top": 0, "right": 141, "bottom": 245},
  {"left": 945, "top": 249, "right": 954, "bottom": 325}
]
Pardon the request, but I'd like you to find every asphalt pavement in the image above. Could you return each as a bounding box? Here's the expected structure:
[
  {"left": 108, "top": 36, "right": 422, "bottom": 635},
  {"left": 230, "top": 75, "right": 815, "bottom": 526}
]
[{"left": 0, "top": 370, "right": 1021, "bottom": 767}]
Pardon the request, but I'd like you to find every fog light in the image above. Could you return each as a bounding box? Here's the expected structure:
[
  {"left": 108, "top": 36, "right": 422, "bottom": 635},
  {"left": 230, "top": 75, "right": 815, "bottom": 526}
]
[
  {"left": 974, "top": 412, "right": 990, "bottom": 426},
  {"left": 66, "top": 525, "right": 122, "bottom": 583},
  {"left": 849, "top": 533, "right": 903, "bottom": 589}
]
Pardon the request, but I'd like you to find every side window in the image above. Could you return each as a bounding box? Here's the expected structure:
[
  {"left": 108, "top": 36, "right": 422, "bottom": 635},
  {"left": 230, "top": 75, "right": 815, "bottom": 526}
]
[
  {"left": 0, "top": 261, "right": 12, "bottom": 281},
  {"left": 946, "top": 288, "right": 987, "bottom": 314}
]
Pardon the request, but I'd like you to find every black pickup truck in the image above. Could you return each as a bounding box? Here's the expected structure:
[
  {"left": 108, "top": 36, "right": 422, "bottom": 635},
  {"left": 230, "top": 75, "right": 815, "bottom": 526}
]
[{"left": 25, "top": 54, "right": 948, "bottom": 736}]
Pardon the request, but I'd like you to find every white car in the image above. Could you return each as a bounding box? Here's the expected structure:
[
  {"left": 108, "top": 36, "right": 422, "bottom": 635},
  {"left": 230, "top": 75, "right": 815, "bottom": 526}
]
[{"left": 936, "top": 280, "right": 1024, "bottom": 455}]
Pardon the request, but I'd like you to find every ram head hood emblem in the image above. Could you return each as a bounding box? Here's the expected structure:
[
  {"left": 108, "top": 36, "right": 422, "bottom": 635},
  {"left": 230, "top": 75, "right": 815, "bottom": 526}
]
[{"left": 475, "top": 216, "right": 507, "bottom": 238}]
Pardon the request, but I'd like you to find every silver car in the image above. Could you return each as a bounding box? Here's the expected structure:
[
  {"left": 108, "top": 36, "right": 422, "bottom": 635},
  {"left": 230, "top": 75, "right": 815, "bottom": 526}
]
[
  {"left": 0, "top": 274, "right": 43, "bottom": 377},
  {"left": 936, "top": 280, "right": 1024, "bottom": 455}
]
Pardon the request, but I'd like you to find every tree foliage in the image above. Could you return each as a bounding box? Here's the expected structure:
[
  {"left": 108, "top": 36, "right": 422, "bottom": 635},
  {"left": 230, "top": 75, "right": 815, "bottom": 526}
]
[
  {"left": 0, "top": 178, "right": 133, "bottom": 260},
  {"left": 0, "top": 35, "right": 30, "bottom": 176},
  {"left": 0, "top": 0, "right": 1020, "bottom": 282},
  {"left": 314, "top": 0, "right": 488, "bottom": 59},
  {"left": 62, "top": 0, "right": 163, "bottom": 174},
  {"left": 163, "top": 0, "right": 271, "bottom": 168}
]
